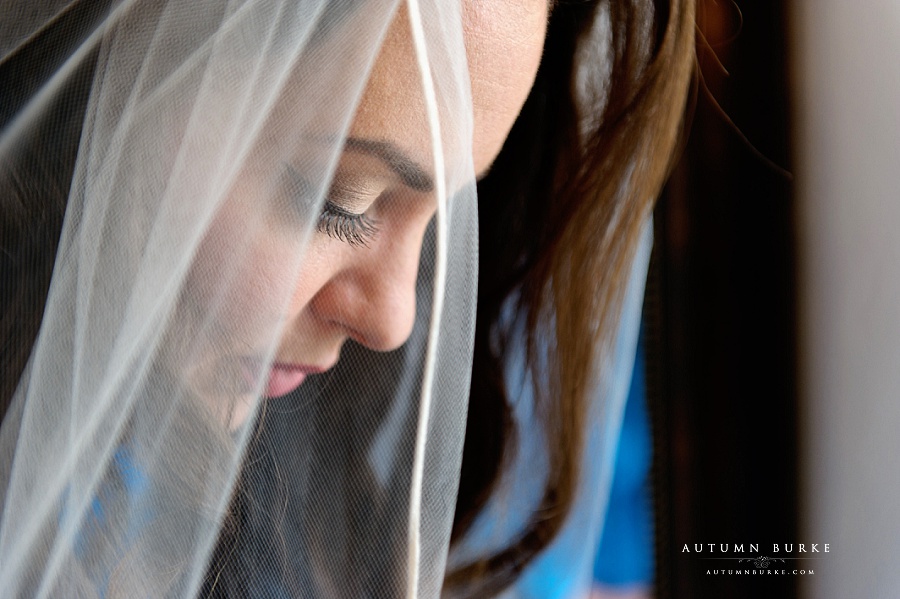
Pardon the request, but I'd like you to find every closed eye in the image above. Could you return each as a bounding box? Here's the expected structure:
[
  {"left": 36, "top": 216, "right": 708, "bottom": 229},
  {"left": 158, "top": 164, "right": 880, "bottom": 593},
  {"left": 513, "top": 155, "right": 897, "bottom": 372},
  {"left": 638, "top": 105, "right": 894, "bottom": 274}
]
[
  {"left": 316, "top": 201, "right": 379, "bottom": 247},
  {"left": 281, "top": 163, "right": 381, "bottom": 248}
]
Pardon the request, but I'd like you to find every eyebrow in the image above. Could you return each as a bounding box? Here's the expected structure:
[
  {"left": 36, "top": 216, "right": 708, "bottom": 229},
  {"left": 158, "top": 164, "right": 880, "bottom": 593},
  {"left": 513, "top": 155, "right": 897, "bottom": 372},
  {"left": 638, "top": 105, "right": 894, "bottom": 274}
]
[{"left": 344, "top": 137, "right": 434, "bottom": 192}]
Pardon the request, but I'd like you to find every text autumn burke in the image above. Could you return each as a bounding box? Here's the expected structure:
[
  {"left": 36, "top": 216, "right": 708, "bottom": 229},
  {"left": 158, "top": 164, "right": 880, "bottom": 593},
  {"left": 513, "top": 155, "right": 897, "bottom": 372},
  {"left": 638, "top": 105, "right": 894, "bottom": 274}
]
[{"left": 681, "top": 544, "right": 830, "bottom": 553}]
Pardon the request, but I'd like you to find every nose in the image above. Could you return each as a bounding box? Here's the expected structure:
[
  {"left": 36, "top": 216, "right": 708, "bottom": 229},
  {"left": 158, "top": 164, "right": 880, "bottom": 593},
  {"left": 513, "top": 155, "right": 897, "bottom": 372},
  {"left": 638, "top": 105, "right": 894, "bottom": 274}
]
[{"left": 308, "top": 228, "right": 425, "bottom": 352}]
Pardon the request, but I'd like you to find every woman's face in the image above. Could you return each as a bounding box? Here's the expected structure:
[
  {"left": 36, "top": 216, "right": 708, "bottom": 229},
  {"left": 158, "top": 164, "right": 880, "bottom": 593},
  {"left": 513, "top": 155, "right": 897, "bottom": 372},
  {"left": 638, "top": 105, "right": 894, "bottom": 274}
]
[{"left": 189, "top": 1, "right": 549, "bottom": 425}]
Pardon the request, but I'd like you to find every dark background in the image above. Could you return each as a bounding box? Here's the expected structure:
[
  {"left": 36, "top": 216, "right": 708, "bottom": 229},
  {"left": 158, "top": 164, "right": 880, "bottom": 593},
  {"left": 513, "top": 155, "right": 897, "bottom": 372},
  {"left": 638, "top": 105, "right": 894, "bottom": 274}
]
[{"left": 647, "top": 1, "right": 798, "bottom": 597}]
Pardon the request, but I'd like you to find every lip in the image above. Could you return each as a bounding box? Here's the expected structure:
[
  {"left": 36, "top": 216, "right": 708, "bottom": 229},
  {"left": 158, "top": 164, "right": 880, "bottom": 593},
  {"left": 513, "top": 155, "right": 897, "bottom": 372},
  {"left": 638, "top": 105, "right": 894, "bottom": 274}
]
[
  {"left": 266, "top": 362, "right": 330, "bottom": 398},
  {"left": 237, "top": 357, "right": 332, "bottom": 398}
]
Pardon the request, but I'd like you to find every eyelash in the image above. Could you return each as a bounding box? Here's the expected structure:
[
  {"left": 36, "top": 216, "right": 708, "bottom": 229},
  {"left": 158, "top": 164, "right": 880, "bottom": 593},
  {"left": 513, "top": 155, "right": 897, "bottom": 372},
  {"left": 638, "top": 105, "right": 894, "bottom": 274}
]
[
  {"left": 317, "top": 201, "right": 379, "bottom": 248},
  {"left": 283, "top": 164, "right": 379, "bottom": 247}
]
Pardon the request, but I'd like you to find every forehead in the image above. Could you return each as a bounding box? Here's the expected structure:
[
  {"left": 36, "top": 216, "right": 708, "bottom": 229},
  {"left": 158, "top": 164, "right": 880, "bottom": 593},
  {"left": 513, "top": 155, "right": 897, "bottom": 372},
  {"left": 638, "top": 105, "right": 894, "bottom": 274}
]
[
  {"left": 251, "top": 1, "right": 549, "bottom": 187},
  {"left": 462, "top": 0, "right": 550, "bottom": 169},
  {"left": 350, "top": 0, "right": 549, "bottom": 179}
]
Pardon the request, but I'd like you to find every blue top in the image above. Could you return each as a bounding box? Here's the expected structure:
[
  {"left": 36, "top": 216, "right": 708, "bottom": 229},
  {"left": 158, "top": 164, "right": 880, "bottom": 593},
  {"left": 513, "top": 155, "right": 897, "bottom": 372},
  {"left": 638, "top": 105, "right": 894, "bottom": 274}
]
[{"left": 592, "top": 329, "right": 654, "bottom": 587}]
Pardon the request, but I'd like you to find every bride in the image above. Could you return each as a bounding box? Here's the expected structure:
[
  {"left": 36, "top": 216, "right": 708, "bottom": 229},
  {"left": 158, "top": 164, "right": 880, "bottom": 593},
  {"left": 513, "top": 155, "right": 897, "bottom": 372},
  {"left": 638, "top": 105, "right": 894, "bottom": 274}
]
[{"left": 0, "top": 0, "right": 693, "bottom": 596}]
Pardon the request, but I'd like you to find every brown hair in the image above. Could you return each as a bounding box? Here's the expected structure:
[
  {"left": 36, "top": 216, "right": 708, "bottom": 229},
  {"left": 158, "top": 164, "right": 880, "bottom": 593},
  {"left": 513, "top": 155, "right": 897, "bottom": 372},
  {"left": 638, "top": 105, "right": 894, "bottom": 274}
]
[{"left": 447, "top": 0, "right": 694, "bottom": 594}]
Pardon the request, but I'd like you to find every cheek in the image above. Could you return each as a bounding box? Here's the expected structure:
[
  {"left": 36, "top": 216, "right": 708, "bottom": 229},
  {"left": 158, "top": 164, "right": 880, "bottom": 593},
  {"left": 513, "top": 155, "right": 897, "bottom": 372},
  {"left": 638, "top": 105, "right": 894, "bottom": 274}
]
[
  {"left": 282, "top": 242, "right": 333, "bottom": 318},
  {"left": 188, "top": 204, "right": 330, "bottom": 345}
]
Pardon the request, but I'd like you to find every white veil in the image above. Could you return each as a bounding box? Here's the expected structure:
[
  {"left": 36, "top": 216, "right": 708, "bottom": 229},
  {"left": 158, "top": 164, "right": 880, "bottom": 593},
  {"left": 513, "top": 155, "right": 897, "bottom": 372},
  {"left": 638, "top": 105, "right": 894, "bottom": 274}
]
[{"left": 0, "top": 0, "right": 476, "bottom": 596}]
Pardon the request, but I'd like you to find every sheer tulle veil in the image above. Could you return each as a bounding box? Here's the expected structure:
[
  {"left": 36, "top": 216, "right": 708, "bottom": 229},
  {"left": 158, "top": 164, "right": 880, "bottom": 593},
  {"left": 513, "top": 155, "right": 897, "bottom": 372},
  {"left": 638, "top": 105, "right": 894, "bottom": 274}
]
[{"left": 0, "top": 0, "right": 477, "bottom": 596}]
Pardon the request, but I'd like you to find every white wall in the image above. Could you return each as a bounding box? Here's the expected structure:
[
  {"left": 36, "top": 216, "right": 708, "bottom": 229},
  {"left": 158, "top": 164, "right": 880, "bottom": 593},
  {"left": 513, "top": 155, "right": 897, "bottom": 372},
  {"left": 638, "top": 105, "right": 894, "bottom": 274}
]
[{"left": 793, "top": 2, "right": 900, "bottom": 597}]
